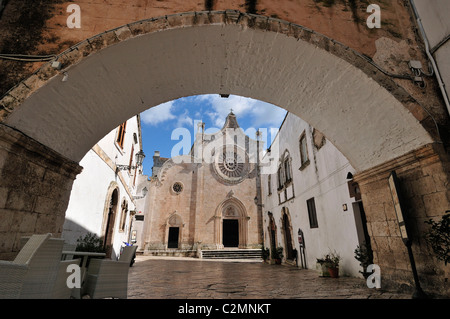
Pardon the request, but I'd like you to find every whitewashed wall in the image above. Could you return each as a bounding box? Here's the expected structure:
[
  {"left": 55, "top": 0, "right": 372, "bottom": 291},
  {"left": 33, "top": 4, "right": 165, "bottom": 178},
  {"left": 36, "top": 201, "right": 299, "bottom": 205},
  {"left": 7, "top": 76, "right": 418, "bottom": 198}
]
[
  {"left": 63, "top": 115, "right": 143, "bottom": 259},
  {"left": 262, "top": 113, "right": 363, "bottom": 277}
]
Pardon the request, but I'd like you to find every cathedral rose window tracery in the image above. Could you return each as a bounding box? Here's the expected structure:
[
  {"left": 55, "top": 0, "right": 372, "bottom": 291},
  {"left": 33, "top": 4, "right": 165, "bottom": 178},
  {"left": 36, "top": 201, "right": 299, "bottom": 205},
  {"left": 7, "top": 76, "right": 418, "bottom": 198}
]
[
  {"left": 213, "top": 145, "right": 250, "bottom": 184},
  {"left": 172, "top": 182, "right": 183, "bottom": 194},
  {"left": 218, "top": 149, "right": 245, "bottom": 178}
]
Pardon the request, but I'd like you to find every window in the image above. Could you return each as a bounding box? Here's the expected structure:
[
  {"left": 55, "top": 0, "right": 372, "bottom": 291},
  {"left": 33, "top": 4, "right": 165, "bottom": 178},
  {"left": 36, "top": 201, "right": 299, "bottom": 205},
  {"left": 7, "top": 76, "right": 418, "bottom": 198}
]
[
  {"left": 268, "top": 175, "right": 272, "bottom": 195},
  {"left": 284, "top": 157, "right": 292, "bottom": 183},
  {"left": 116, "top": 121, "right": 127, "bottom": 149},
  {"left": 277, "top": 167, "right": 284, "bottom": 190},
  {"left": 299, "top": 133, "right": 309, "bottom": 169},
  {"left": 172, "top": 182, "right": 183, "bottom": 194},
  {"left": 306, "top": 197, "right": 318, "bottom": 228}
]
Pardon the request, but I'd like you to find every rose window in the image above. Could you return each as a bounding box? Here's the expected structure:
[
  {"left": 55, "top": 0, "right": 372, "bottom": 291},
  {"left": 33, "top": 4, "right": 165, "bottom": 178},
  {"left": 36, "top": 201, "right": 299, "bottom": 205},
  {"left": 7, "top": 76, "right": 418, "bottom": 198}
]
[
  {"left": 172, "top": 182, "right": 183, "bottom": 194},
  {"left": 213, "top": 146, "right": 249, "bottom": 184}
]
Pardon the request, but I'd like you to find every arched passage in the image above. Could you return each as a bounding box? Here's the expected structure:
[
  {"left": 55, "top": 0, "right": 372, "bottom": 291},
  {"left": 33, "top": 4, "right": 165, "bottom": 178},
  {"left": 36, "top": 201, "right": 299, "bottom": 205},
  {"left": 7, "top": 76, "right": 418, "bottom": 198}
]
[
  {"left": 0, "top": 11, "right": 448, "bottom": 294},
  {"left": 0, "top": 11, "right": 435, "bottom": 172}
]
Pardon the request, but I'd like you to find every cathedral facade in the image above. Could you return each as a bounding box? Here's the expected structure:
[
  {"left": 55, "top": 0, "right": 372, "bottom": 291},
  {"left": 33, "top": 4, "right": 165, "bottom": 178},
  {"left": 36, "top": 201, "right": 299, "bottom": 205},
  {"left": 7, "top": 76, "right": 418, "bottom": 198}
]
[{"left": 141, "top": 112, "right": 263, "bottom": 254}]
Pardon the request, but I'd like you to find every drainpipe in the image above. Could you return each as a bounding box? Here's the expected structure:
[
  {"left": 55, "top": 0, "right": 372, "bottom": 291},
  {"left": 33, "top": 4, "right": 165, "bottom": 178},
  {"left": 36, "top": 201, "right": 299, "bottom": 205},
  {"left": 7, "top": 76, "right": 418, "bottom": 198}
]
[{"left": 409, "top": 0, "right": 450, "bottom": 117}]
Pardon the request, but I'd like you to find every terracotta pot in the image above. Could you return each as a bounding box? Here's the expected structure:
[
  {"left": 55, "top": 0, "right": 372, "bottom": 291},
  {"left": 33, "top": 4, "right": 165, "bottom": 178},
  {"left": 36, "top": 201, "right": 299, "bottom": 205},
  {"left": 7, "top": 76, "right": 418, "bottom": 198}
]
[{"left": 328, "top": 267, "right": 339, "bottom": 278}]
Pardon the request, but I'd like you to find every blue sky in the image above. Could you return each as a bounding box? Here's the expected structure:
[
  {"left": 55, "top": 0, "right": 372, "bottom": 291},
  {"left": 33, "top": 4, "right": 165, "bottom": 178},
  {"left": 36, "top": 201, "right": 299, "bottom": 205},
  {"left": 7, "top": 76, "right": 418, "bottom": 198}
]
[{"left": 139, "top": 94, "right": 287, "bottom": 177}]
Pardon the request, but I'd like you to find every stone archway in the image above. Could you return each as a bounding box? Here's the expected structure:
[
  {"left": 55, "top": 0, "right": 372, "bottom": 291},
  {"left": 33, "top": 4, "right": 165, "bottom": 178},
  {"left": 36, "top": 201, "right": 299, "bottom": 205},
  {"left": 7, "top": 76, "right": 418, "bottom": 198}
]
[
  {"left": 214, "top": 197, "right": 249, "bottom": 249},
  {"left": 0, "top": 11, "right": 436, "bottom": 168},
  {"left": 0, "top": 10, "right": 448, "bottom": 294}
]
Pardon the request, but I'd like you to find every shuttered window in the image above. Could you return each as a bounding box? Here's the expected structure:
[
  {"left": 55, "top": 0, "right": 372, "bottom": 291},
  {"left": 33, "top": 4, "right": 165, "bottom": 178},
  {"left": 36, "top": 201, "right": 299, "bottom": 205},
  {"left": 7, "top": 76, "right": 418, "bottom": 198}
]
[{"left": 307, "top": 197, "right": 318, "bottom": 228}]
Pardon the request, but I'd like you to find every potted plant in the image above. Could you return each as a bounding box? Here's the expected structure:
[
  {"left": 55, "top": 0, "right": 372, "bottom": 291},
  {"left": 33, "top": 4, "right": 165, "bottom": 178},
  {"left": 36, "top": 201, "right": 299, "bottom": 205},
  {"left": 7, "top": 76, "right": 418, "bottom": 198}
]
[
  {"left": 354, "top": 242, "right": 374, "bottom": 279},
  {"left": 272, "top": 247, "right": 283, "bottom": 264},
  {"left": 424, "top": 212, "right": 449, "bottom": 265},
  {"left": 319, "top": 251, "right": 341, "bottom": 278}
]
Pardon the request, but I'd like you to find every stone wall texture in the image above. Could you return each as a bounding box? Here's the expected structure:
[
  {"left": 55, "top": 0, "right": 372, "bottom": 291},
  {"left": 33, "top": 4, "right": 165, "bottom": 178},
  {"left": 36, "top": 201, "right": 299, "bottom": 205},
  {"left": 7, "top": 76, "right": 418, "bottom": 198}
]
[
  {"left": 0, "top": 124, "right": 82, "bottom": 260},
  {"left": 354, "top": 144, "right": 450, "bottom": 296}
]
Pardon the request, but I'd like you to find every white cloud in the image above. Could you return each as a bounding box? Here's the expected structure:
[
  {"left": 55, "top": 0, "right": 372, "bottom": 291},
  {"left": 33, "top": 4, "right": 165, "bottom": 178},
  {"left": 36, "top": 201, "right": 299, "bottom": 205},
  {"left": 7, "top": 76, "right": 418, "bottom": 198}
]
[
  {"left": 250, "top": 102, "right": 287, "bottom": 128},
  {"left": 176, "top": 109, "right": 194, "bottom": 127},
  {"left": 141, "top": 101, "right": 176, "bottom": 126},
  {"left": 196, "top": 94, "right": 286, "bottom": 129},
  {"left": 140, "top": 95, "right": 287, "bottom": 131}
]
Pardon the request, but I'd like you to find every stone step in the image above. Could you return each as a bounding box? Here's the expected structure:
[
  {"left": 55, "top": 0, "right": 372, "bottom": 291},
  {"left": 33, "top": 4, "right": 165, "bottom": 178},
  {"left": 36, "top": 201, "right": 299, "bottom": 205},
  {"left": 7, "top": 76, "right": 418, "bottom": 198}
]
[{"left": 201, "top": 249, "right": 262, "bottom": 259}]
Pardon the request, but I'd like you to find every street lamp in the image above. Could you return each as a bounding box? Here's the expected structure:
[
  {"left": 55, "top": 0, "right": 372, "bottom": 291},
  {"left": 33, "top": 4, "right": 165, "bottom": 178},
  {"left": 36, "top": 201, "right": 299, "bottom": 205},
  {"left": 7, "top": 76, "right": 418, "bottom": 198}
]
[{"left": 116, "top": 150, "right": 146, "bottom": 171}]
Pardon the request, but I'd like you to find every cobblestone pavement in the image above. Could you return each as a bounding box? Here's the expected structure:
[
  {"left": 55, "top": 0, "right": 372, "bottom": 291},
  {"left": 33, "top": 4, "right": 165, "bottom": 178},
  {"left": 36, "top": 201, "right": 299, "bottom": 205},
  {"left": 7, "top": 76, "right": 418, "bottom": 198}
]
[{"left": 127, "top": 256, "right": 412, "bottom": 299}]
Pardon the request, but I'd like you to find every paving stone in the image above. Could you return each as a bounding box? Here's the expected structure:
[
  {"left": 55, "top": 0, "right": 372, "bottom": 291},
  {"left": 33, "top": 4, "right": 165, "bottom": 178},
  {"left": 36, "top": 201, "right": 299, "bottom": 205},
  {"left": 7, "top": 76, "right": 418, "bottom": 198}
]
[{"left": 127, "top": 256, "right": 412, "bottom": 299}]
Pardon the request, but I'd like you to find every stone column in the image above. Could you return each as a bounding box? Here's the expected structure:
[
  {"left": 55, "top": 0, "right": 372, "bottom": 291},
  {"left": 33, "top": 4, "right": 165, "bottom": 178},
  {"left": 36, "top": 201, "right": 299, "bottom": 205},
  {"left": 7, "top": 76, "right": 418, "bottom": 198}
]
[
  {"left": 0, "top": 124, "right": 82, "bottom": 260},
  {"left": 354, "top": 143, "right": 450, "bottom": 297}
]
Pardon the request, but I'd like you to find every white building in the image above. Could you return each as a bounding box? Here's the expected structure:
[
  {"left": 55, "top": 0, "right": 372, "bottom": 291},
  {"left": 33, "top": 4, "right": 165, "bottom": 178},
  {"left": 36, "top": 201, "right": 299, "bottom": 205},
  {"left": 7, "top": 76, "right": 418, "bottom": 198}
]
[
  {"left": 262, "top": 112, "right": 369, "bottom": 277},
  {"left": 62, "top": 115, "right": 146, "bottom": 259}
]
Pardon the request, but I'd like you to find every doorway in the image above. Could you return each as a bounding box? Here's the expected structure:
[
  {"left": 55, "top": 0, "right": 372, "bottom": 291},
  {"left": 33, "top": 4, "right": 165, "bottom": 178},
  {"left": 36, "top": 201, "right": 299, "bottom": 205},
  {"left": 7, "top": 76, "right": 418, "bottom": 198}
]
[
  {"left": 223, "top": 219, "right": 239, "bottom": 247},
  {"left": 168, "top": 227, "right": 179, "bottom": 249},
  {"left": 103, "top": 188, "right": 118, "bottom": 257},
  {"left": 282, "top": 210, "right": 295, "bottom": 260}
]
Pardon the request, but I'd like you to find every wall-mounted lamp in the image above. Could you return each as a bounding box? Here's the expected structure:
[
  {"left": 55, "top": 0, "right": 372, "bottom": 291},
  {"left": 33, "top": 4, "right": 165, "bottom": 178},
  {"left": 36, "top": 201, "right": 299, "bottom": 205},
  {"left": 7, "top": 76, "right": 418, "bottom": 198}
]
[
  {"left": 116, "top": 150, "right": 145, "bottom": 171},
  {"left": 133, "top": 187, "right": 148, "bottom": 200}
]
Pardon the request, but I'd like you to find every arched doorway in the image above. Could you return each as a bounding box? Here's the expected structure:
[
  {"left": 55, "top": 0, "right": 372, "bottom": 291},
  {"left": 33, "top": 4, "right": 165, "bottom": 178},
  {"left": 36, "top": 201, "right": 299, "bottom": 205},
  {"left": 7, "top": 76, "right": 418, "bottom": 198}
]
[
  {"left": 222, "top": 206, "right": 239, "bottom": 248},
  {"left": 165, "top": 213, "right": 183, "bottom": 249},
  {"left": 101, "top": 186, "right": 119, "bottom": 257},
  {"left": 281, "top": 208, "right": 295, "bottom": 261},
  {"left": 214, "top": 197, "right": 249, "bottom": 249},
  {"left": 267, "top": 212, "right": 277, "bottom": 255}
]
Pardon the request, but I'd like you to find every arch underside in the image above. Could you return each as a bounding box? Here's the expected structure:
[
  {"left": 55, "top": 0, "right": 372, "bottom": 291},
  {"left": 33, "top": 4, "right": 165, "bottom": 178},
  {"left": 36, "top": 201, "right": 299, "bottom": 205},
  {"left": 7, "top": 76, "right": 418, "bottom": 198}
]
[{"left": 1, "top": 11, "right": 433, "bottom": 172}]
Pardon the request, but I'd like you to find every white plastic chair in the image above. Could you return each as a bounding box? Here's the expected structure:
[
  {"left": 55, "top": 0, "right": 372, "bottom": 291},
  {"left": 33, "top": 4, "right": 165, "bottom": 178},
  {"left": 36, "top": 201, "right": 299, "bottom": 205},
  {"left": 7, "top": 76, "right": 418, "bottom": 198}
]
[
  {"left": 50, "top": 259, "right": 81, "bottom": 299},
  {"left": 119, "top": 245, "right": 138, "bottom": 266},
  {"left": 84, "top": 258, "right": 130, "bottom": 299},
  {"left": 0, "top": 233, "right": 64, "bottom": 299}
]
